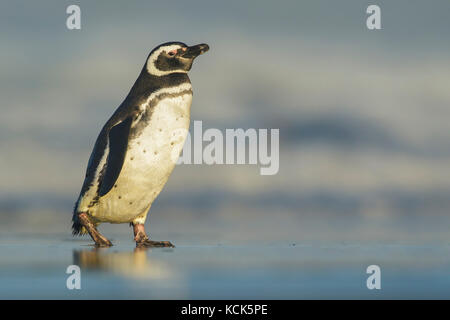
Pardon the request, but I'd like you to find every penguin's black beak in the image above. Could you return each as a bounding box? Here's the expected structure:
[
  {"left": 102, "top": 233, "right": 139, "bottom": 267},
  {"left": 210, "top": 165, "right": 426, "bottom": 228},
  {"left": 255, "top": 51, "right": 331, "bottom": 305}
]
[{"left": 181, "top": 43, "right": 210, "bottom": 59}]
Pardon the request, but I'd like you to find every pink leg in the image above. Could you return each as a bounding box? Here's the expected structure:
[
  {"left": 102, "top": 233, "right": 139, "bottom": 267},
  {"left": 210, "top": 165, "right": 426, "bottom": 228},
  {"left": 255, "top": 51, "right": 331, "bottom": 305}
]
[{"left": 78, "top": 213, "right": 112, "bottom": 247}]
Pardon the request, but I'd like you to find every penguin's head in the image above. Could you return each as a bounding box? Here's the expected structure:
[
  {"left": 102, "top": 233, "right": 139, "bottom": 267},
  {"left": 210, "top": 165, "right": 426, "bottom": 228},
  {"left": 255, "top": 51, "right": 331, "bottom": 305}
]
[{"left": 146, "top": 42, "right": 209, "bottom": 76}]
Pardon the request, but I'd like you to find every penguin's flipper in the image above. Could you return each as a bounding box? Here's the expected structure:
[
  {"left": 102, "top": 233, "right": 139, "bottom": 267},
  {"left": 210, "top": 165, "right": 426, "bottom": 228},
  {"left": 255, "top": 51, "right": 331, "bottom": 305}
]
[{"left": 98, "top": 116, "right": 133, "bottom": 197}]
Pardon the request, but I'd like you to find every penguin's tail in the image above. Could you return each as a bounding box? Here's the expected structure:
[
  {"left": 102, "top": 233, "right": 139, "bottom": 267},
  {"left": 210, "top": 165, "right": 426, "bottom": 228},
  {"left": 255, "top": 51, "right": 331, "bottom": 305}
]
[
  {"left": 72, "top": 204, "right": 88, "bottom": 236},
  {"left": 72, "top": 215, "right": 88, "bottom": 235},
  {"left": 72, "top": 219, "right": 88, "bottom": 236}
]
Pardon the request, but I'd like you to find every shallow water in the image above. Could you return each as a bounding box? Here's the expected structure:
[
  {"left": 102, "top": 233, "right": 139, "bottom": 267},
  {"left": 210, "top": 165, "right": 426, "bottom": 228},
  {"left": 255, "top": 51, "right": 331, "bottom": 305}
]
[{"left": 0, "top": 235, "right": 449, "bottom": 299}]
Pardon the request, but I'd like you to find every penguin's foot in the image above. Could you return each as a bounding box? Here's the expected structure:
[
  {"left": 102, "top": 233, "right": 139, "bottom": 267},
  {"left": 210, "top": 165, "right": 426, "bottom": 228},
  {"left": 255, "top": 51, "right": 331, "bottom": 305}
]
[
  {"left": 94, "top": 235, "right": 113, "bottom": 248},
  {"left": 136, "top": 238, "right": 175, "bottom": 248},
  {"left": 132, "top": 223, "right": 175, "bottom": 248},
  {"left": 78, "top": 213, "right": 113, "bottom": 247}
]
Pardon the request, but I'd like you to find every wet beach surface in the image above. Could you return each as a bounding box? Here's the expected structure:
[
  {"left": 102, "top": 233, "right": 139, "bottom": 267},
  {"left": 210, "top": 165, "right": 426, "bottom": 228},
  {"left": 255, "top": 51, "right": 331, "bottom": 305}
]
[{"left": 0, "top": 233, "right": 449, "bottom": 299}]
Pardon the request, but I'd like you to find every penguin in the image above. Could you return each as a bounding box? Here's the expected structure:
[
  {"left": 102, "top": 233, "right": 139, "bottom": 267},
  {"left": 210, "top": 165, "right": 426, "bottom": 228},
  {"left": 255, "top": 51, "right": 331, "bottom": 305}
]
[{"left": 72, "top": 42, "right": 209, "bottom": 247}]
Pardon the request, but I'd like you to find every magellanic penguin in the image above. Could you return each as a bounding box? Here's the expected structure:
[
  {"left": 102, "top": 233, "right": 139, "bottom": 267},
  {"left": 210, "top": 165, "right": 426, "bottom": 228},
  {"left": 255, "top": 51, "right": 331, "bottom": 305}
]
[{"left": 72, "top": 42, "right": 209, "bottom": 247}]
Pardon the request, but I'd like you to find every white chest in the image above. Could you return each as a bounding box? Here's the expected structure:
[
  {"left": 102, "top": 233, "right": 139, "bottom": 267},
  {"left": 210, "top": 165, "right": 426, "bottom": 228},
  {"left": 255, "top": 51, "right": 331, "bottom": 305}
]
[
  {"left": 130, "top": 93, "right": 192, "bottom": 168},
  {"left": 93, "top": 93, "right": 192, "bottom": 223}
]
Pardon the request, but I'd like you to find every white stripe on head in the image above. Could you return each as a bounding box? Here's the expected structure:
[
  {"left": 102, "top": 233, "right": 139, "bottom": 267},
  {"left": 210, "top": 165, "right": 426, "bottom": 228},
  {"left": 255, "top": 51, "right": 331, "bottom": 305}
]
[{"left": 146, "top": 44, "right": 187, "bottom": 76}]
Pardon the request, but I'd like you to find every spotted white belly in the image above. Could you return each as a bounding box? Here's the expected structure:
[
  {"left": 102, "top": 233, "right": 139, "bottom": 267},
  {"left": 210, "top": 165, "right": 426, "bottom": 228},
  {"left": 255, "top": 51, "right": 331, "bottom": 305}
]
[{"left": 92, "top": 93, "right": 192, "bottom": 223}]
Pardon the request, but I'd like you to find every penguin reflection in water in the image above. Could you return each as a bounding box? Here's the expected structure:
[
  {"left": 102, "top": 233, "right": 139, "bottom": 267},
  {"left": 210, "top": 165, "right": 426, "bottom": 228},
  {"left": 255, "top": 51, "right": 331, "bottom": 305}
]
[{"left": 72, "top": 42, "right": 209, "bottom": 247}]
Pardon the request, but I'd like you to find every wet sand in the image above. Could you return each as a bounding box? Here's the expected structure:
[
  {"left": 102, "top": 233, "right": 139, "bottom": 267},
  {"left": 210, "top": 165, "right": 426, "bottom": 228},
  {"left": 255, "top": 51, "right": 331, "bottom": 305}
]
[{"left": 0, "top": 234, "right": 449, "bottom": 299}]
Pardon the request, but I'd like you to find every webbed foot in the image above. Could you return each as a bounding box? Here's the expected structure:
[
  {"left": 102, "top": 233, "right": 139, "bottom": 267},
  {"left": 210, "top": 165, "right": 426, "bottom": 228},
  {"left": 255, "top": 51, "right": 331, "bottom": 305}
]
[
  {"left": 132, "top": 222, "right": 174, "bottom": 248},
  {"left": 136, "top": 238, "right": 175, "bottom": 248}
]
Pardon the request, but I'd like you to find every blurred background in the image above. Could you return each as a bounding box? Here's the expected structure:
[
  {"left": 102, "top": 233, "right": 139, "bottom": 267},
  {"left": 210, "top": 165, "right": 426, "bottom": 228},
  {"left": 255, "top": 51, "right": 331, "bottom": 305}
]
[
  {"left": 0, "top": 0, "right": 450, "bottom": 298},
  {"left": 2, "top": 0, "right": 450, "bottom": 243}
]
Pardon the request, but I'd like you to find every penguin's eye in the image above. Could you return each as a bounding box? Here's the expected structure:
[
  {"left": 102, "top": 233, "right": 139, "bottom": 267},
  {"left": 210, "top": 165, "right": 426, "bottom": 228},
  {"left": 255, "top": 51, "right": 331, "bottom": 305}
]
[{"left": 167, "top": 50, "right": 177, "bottom": 57}]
